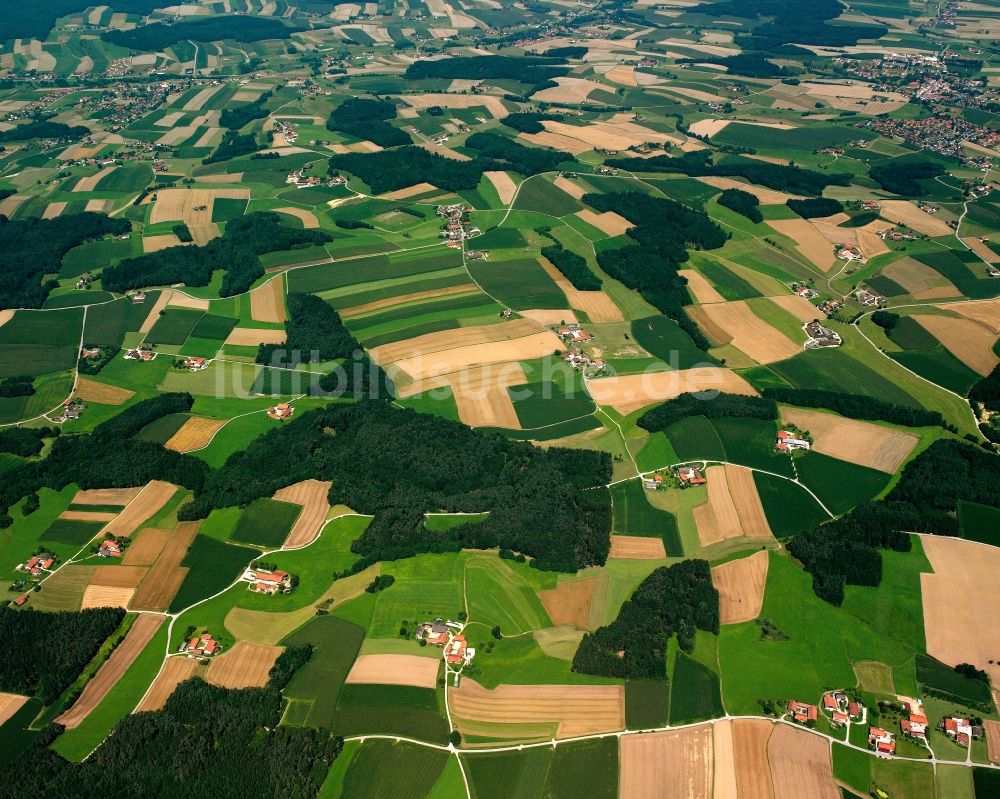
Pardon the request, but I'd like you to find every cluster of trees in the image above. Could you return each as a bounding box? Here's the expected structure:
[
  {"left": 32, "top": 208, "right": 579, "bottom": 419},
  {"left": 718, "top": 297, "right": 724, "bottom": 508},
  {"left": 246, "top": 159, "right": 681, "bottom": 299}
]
[
  {"left": 583, "top": 192, "right": 726, "bottom": 351},
  {"left": 266, "top": 644, "right": 313, "bottom": 690},
  {"left": 220, "top": 91, "right": 273, "bottom": 130},
  {"left": 466, "top": 132, "right": 573, "bottom": 175},
  {"left": 404, "top": 54, "right": 569, "bottom": 84},
  {"left": 326, "top": 97, "right": 409, "bottom": 149},
  {"left": 870, "top": 160, "right": 945, "bottom": 196},
  {"left": 760, "top": 388, "right": 946, "bottom": 429},
  {"left": 204, "top": 131, "right": 258, "bottom": 164},
  {"left": 572, "top": 560, "right": 719, "bottom": 679},
  {"left": 789, "top": 440, "right": 1000, "bottom": 603},
  {"left": 637, "top": 392, "right": 777, "bottom": 433},
  {"left": 787, "top": 197, "right": 844, "bottom": 218},
  {"left": 171, "top": 223, "right": 193, "bottom": 243},
  {"left": 0, "top": 678, "right": 343, "bottom": 799},
  {"left": 717, "top": 188, "right": 762, "bottom": 223},
  {"left": 103, "top": 15, "right": 298, "bottom": 50},
  {"left": 608, "top": 151, "right": 851, "bottom": 196},
  {"left": 0, "top": 212, "right": 131, "bottom": 309},
  {"left": 0, "top": 426, "right": 57, "bottom": 457},
  {"left": 540, "top": 242, "right": 601, "bottom": 291},
  {"left": 179, "top": 402, "right": 613, "bottom": 572},
  {"left": 970, "top": 364, "right": 1000, "bottom": 412},
  {"left": 365, "top": 575, "right": 395, "bottom": 593},
  {"left": 871, "top": 310, "right": 899, "bottom": 330},
  {"left": 256, "top": 292, "right": 359, "bottom": 365},
  {"left": 0, "top": 607, "right": 125, "bottom": 704},
  {"left": 0, "top": 375, "right": 34, "bottom": 398},
  {"left": 93, "top": 392, "right": 193, "bottom": 440},
  {"left": 0, "top": 1, "right": 161, "bottom": 41},
  {"left": 0, "top": 120, "right": 89, "bottom": 143},
  {"left": 501, "top": 112, "right": 560, "bottom": 134},
  {"left": 678, "top": 54, "right": 788, "bottom": 78},
  {"left": 101, "top": 212, "right": 332, "bottom": 297}
]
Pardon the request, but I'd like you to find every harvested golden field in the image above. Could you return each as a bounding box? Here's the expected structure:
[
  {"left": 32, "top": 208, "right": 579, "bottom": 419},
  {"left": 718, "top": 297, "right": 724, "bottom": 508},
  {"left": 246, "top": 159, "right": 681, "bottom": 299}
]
[
  {"left": 106, "top": 481, "right": 177, "bottom": 538},
  {"left": 345, "top": 654, "right": 440, "bottom": 689},
  {"left": 73, "top": 487, "right": 143, "bottom": 505},
  {"left": 714, "top": 719, "right": 738, "bottom": 799},
  {"left": 688, "top": 118, "right": 730, "bottom": 137},
  {"left": 447, "top": 363, "right": 526, "bottom": 429},
  {"left": 694, "top": 464, "right": 773, "bottom": 548},
  {"left": 921, "top": 535, "right": 1000, "bottom": 685},
  {"left": 81, "top": 584, "right": 135, "bottom": 609},
  {"left": 143, "top": 234, "right": 184, "bottom": 253},
  {"left": 130, "top": 521, "right": 200, "bottom": 612},
  {"left": 879, "top": 200, "right": 953, "bottom": 237},
  {"left": 399, "top": 93, "right": 508, "bottom": 118},
  {"left": 587, "top": 367, "right": 757, "bottom": 415},
  {"left": 767, "top": 219, "right": 835, "bottom": 271},
  {"left": 371, "top": 318, "right": 539, "bottom": 362},
  {"left": 768, "top": 294, "right": 819, "bottom": 323},
  {"left": 811, "top": 220, "right": 889, "bottom": 260},
  {"left": 137, "top": 657, "right": 202, "bottom": 712},
  {"left": 942, "top": 298, "right": 1000, "bottom": 334},
  {"left": 518, "top": 309, "right": 578, "bottom": 326},
  {"left": 0, "top": 310, "right": 14, "bottom": 328},
  {"left": 606, "top": 65, "right": 638, "bottom": 86},
  {"left": 576, "top": 209, "right": 632, "bottom": 237},
  {"left": 340, "top": 284, "right": 477, "bottom": 318},
  {"left": 619, "top": 726, "right": 712, "bottom": 799},
  {"left": 73, "top": 166, "right": 116, "bottom": 192},
  {"left": 122, "top": 528, "right": 171, "bottom": 566},
  {"left": 379, "top": 182, "right": 438, "bottom": 200},
  {"left": 91, "top": 565, "right": 148, "bottom": 588},
  {"left": 56, "top": 614, "right": 164, "bottom": 729},
  {"left": 75, "top": 377, "right": 134, "bottom": 405},
  {"left": 42, "top": 201, "right": 66, "bottom": 219},
  {"left": 780, "top": 407, "right": 918, "bottom": 473},
  {"left": 138, "top": 290, "right": 173, "bottom": 333},
  {"left": 164, "top": 417, "right": 227, "bottom": 453},
  {"left": 249, "top": 277, "right": 287, "bottom": 323},
  {"left": 680, "top": 269, "right": 724, "bottom": 303},
  {"left": 553, "top": 175, "right": 587, "bottom": 199},
  {"left": 484, "top": 171, "right": 516, "bottom": 205},
  {"left": 225, "top": 327, "right": 287, "bottom": 346},
  {"left": 149, "top": 188, "right": 249, "bottom": 230},
  {"left": 536, "top": 573, "right": 602, "bottom": 630},
  {"left": 700, "top": 300, "right": 801, "bottom": 364},
  {"left": 881, "top": 257, "right": 960, "bottom": 299},
  {"left": 520, "top": 130, "right": 592, "bottom": 154},
  {"left": 985, "top": 720, "right": 1000, "bottom": 764},
  {"left": 700, "top": 176, "right": 802, "bottom": 205},
  {"left": 0, "top": 693, "right": 28, "bottom": 726},
  {"left": 914, "top": 313, "right": 999, "bottom": 376},
  {"left": 532, "top": 77, "right": 607, "bottom": 104},
  {"left": 540, "top": 119, "right": 680, "bottom": 151},
  {"left": 225, "top": 564, "right": 379, "bottom": 645},
  {"left": 712, "top": 550, "right": 769, "bottom": 624},
  {"left": 59, "top": 509, "right": 117, "bottom": 522},
  {"left": 274, "top": 206, "right": 319, "bottom": 228},
  {"left": 451, "top": 680, "right": 624, "bottom": 738},
  {"left": 206, "top": 641, "right": 283, "bottom": 689},
  {"left": 273, "top": 479, "right": 332, "bottom": 548},
  {"left": 608, "top": 535, "right": 667, "bottom": 560},
  {"left": 733, "top": 719, "right": 775, "bottom": 799},
  {"left": 183, "top": 83, "right": 223, "bottom": 111},
  {"left": 962, "top": 236, "right": 1000, "bottom": 263},
  {"left": 198, "top": 172, "right": 244, "bottom": 184},
  {"left": 538, "top": 257, "right": 623, "bottom": 322},
  {"left": 384, "top": 332, "right": 560, "bottom": 383},
  {"left": 767, "top": 723, "right": 838, "bottom": 799}
]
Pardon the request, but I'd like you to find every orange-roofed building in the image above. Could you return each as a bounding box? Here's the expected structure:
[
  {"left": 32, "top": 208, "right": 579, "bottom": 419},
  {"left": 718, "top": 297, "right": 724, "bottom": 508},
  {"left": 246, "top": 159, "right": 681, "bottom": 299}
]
[
  {"left": 788, "top": 700, "right": 818, "bottom": 724},
  {"left": 267, "top": 403, "right": 294, "bottom": 420}
]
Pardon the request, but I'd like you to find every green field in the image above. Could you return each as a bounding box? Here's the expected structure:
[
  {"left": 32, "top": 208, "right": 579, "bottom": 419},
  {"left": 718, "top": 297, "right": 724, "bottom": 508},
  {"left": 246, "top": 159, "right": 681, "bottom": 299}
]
[
  {"left": 168, "top": 535, "right": 256, "bottom": 612},
  {"left": 134, "top": 413, "right": 190, "bottom": 445},
  {"left": 625, "top": 679, "right": 669, "bottom": 729},
  {"left": 610, "top": 480, "right": 682, "bottom": 556},
  {"left": 40, "top": 518, "right": 105, "bottom": 547},
  {"left": 631, "top": 315, "right": 713, "bottom": 370},
  {"left": 338, "top": 740, "right": 449, "bottom": 799},
  {"left": 958, "top": 500, "right": 1000, "bottom": 546},
  {"left": 668, "top": 652, "right": 724, "bottom": 724},
  {"left": 144, "top": 308, "right": 205, "bottom": 347},
  {"left": 332, "top": 684, "right": 449, "bottom": 743},
  {"left": 230, "top": 497, "right": 302, "bottom": 549},
  {"left": 752, "top": 472, "right": 830, "bottom": 537},
  {"left": 794, "top": 452, "right": 891, "bottom": 515},
  {"left": 467, "top": 257, "right": 566, "bottom": 310}
]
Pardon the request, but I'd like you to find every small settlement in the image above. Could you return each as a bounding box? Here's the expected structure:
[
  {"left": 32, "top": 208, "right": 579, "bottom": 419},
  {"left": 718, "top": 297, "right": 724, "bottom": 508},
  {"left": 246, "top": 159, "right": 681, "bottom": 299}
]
[
  {"left": 240, "top": 567, "right": 295, "bottom": 595},
  {"left": 415, "top": 618, "right": 476, "bottom": 669},
  {"left": 179, "top": 632, "right": 220, "bottom": 657}
]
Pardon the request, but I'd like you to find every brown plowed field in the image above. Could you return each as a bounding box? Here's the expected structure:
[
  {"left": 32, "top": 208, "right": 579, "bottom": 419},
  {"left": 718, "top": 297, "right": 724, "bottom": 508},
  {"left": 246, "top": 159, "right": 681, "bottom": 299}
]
[
  {"left": 714, "top": 719, "right": 738, "bottom": 799},
  {"left": 700, "top": 301, "right": 801, "bottom": 364},
  {"left": 685, "top": 305, "right": 732, "bottom": 346},
  {"left": 587, "top": 368, "right": 757, "bottom": 415},
  {"left": 75, "top": 377, "right": 134, "bottom": 405},
  {"left": 734, "top": 719, "right": 775, "bottom": 798},
  {"left": 451, "top": 680, "right": 624, "bottom": 738},
  {"left": 914, "top": 314, "right": 999, "bottom": 376},
  {"left": 780, "top": 407, "right": 918, "bottom": 473},
  {"left": 250, "top": 276, "right": 286, "bottom": 323},
  {"left": 984, "top": 720, "right": 1000, "bottom": 764},
  {"left": 106, "top": 481, "right": 177, "bottom": 538},
  {"left": 59, "top": 510, "right": 117, "bottom": 522},
  {"left": 164, "top": 417, "right": 227, "bottom": 453},
  {"left": 0, "top": 693, "right": 29, "bottom": 726},
  {"left": 130, "top": 521, "right": 200, "bottom": 611},
  {"left": 273, "top": 479, "right": 332, "bottom": 548},
  {"left": 767, "top": 723, "right": 838, "bottom": 799},
  {"left": 91, "top": 565, "right": 149, "bottom": 588},
  {"left": 345, "top": 654, "right": 440, "bottom": 689},
  {"left": 122, "top": 528, "right": 171, "bottom": 566},
  {"left": 608, "top": 535, "right": 667, "bottom": 560},
  {"left": 619, "top": 725, "right": 713, "bottom": 799},
  {"left": 921, "top": 535, "right": 1000, "bottom": 685},
  {"left": 694, "top": 464, "right": 773, "bottom": 547},
  {"left": 206, "top": 641, "right": 283, "bottom": 689},
  {"left": 81, "top": 584, "right": 135, "bottom": 609},
  {"left": 713, "top": 550, "right": 769, "bottom": 624},
  {"left": 136, "top": 657, "right": 202, "bottom": 712},
  {"left": 42, "top": 202, "right": 66, "bottom": 219},
  {"left": 56, "top": 614, "right": 164, "bottom": 729},
  {"left": 536, "top": 575, "right": 599, "bottom": 630},
  {"left": 680, "top": 269, "right": 724, "bottom": 303},
  {"left": 73, "top": 487, "right": 143, "bottom": 506}
]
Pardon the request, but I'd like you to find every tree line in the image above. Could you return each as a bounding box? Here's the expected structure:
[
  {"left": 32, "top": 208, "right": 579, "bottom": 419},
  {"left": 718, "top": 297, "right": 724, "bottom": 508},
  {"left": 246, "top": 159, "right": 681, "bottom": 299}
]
[
  {"left": 326, "top": 97, "right": 410, "bottom": 149},
  {"left": 540, "top": 242, "right": 602, "bottom": 291},
  {"left": 404, "top": 54, "right": 570, "bottom": 84},
  {"left": 637, "top": 392, "right": 777, "bottom": 433},
  {"left": 760, "top": 388, "right": 947, "bottom": 429},
  {"left": 0, "top": 120, "right": 90, "bottom": 143},
  {"left": 717, "top": 188, "right": 762, "bottom": 223},
  {"left": 0, "top": 426, "right": 58, "bottom": 457},
  {"left": 572, "top": 560, "right": 719, "bottom": 679},
  {"left": 787, "top": 197, "right": 844, "bottom": 219},
  {"left": 220, "top": 91, "right": 273, "bottom": 130}
]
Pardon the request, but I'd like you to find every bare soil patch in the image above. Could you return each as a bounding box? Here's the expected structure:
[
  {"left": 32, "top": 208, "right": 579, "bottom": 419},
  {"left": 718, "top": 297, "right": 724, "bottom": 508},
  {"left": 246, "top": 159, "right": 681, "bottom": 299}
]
[
  {"left": 57, "top": 614, "right": 164, "bottom": 729},
  {"left": 225, "top": 327, "right": 287, "bottom": 346},
  {"left": 452, "top": 680, "right": 624, "bottom": 738},
  {"left": 0, "top": 693, "right": 29, "bottom": 726},
  {"left": 984, "top": 720, "right": 1000, "bottom": 764},
  {"left": 484, "top": 171, "right": 516, "bottom": 205},
  {"left": 781, "top": 407, "right": 918, "bottom": 473},
  {"left": 914, "top": 313, "right": 999, "bottom": 376},
  {"left": 130, "top": 521, "right": 200, "bottom": 611},
  {"left": 206, "top": 641, "right": 283, "bottom": 689},
  {"left": 733, "top": 719, "right": 775, "bottom": 798},
  {"left": 273, "top": 479, "right": 332, "bottom": 548},
  {"left": 81, "top": 584, "right": 135, "bottom": 609},
  {"left": 164, "top": 417, "right": 227, "bottom": 453},
  {"left": 767, "top": 723, "right": 838, "bottom": 799},
  {"left": 619, "top": 725, "right": 713, "bottom": 799},
  {"left": 767, "top": 219, "right": 835, "bottom": 271},
  {"left": 274, "top": 206, "right": 319, "bottom": 228},
  {"left": 345, "top": 654, "right": 440, "bottom": 689},
  {"left": 250, "top": 277, "right": 286, "bottom": 323},
  {"left": 769, "top": 294, "right": 819, "bottom": 323},
  {"left": 942, "top": 298, "right": 1000, "bottom": 334},
  {"left": 879, "top": 200, "right": 953, "bottom": 237},
  {"left": 73, "top": 487, "right": 142, "bottom": 506},
  {"left": 713, "top": 550, "right": 769, "bottom": 624},
  {"left": 587, "top": 368, "right": 757, "bottom": 415},
  {"left": 608, "top": 535, "right": 667, "bottom": 560},
  {"left": 75, "top": 377, "right": 134, "bottom": 405},
  {"left": 921, "top": 535, "right": 1000, "bottom": 685},
  {"left": 137, "top": 657, "right": 202, "bottom": 712},
  {"left": 694, "top": 464, "right": 773, "bottom": 548},
  {"left": 42, "top": 202, "right": 66, "bottom": 219},
  {"left": 680, "top": 269, "right": 724, "bottom": 303},
  {"left": 123, "top": 528, "right": 172, "bottom": 566},
  {"left": 90, "top": 566, "right": 148, "bottom": 588},
  {"left": 536, "top": 575, "right": 599, "bottom": 630},
  {"left": 700, "top": 301, "right": 801, "bottom": 364},
  {"left": 106, "top": 481, "right": 177, "bottom": 538},
  {"left": 576, "top": 209, "right": 632, "bottom": 237}
]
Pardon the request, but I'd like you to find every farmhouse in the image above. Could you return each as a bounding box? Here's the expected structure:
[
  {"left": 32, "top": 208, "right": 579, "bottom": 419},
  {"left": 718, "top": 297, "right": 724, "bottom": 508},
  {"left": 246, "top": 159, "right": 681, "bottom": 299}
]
[
  {"left": 12, "top": 593, "right": 29, "bottom": 607},
  {"left": 676, "top": 465, "right": 706, "bottom": 486},
  {"left": 131, "top": 292, "right": 146, "bottom": 304},
  {"left": 416, "top": 619, "right": 451, "bottom": 646},
  {"left": 18, "top": 554, "right": 55, "bottom": 576},
  {"left": 558, "top": 324, "right": 594, "bottom": 344},
  {"left": 804, "top": 321, "right": 842, "bottom": 348},
  {"left": 837, "top": 244, "right": 864, "bottom": 262},
  {"left": 792, "top": 282, "right": 819, "bottom": 300},
  {"left": 125, "top": 348, "right": 155, "bottom": 361},
  {"left": 180, "top": 633, "right": 220, "bottom": 657},
  {"left": 444, "top": 634, "right": 475, "bottom": 666},
  {"left": 853, "top": 288, "right": 884, "bottom": 307},
  {"left": 98, "top": 538, "right": 123, "bottom": 558},
  {"left": 788, "top": 700, "right": 818, "bottom": 725},
  {"left": 81, "top": 347, "right": 102, "bottom": 360},
  {"left": 776, "top": 430, "right": 811, "bottom": 453},
  {"left": 642, "top": 474, "right": 664, "bottom": 491},
  {"left": 820, "top": 299, "right": 844, "bottom": 317},
  {"left": 941, "top": 717, "right": 980, "bottom": 747},
  {"left": 267, "top": 402, "right": 294, "bottom": 420},
  {"left": 182, "top": 357, "right": 209, "bottom": 371},
  {"left": 900, "top": 711, "right": 929, "bottom": 740},
  {"left": 868, "top": 726, "right": 896, "bottom": 755},
  {"left": 241, "top": 568, "right": 293, "bottom": 595}
]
